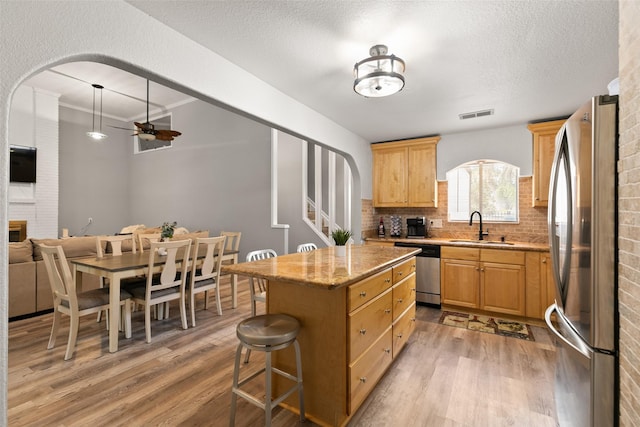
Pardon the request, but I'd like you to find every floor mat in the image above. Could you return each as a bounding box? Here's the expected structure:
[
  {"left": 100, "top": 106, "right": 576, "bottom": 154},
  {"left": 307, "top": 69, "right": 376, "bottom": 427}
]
[{"left": 438, "top": 310, "right": 535, "bottom": 341}]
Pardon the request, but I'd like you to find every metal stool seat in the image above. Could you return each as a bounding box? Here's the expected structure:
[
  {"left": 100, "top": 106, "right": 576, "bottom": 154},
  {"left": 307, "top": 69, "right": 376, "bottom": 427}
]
[{"left": 230, "top": 314, "right": 305, "bottom": 427}]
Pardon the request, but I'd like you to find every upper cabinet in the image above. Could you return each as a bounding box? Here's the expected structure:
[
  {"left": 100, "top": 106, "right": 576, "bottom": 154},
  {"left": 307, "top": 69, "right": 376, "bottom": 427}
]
[
  {"left": 527, "top": 120, "right": 565, "bottom": 207},
  {"left": 371, "top": 136, "right": 440, "bottom": 207}
]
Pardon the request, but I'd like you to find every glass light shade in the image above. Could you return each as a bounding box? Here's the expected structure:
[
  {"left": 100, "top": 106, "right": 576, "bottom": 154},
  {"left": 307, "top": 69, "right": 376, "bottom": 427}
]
[
  {"left": 354, "top": 45, "right": 405, "bottom": 98},
  {"left": 138, "top": 133, "right": 156, "bottom": 141},
  {"left": 86, "top": 131, "right": 108, "bottom": 140}
]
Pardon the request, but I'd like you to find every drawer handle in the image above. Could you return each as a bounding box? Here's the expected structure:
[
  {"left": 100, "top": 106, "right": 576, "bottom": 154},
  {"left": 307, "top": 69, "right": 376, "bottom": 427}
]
[
  {"left": 360, "top": 291, "right": 367, "bottom": 297},
  {"left": 412, "top": 264, "right": 416, "bottom": 269},
  {"left": 397, "top": 272, "right": 403, "bottom": 276},
  {"left": 475, "top": 267, "right": 480, "bottom": 271},
  {"left": 384, "top": 308, "right": 391, "bottom": 314},
  {"left": 359, "top": 328, "right": 367, "bottom": 335},
  {"left": 397, "top": 333, "right": 403, "bottom": 338},
  {"left": 542, "top": 258, "right": 547, "bottom": 263},
  {"left": 411, "top": 288, "right": 416, "bottom": 292},
  {"left": 411, "top": 318, "right": 416, "bottom": 322},
  {"left": 384, "top": 348, "right": 391, "bottom": 354},
  {"left": 385, "top": 278, "right": 391, "bottom": 283},
  {"left": 360, "top": 377, "right": 367, "bottom": 383},
  {"left": 397, "top": 298, "right": 403, "bottom": 303}
]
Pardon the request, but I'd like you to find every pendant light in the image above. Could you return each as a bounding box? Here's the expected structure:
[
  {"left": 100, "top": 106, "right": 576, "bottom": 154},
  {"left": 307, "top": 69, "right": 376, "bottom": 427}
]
[
  {"left": 353, "top": 44, "right": 405, "bottom": 98},
  {"left": 87, "top": 83, "right": 107, "bottom": 140}
]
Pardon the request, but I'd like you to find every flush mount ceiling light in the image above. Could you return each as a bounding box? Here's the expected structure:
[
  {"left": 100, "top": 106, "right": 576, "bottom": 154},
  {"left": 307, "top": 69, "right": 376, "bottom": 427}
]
[
  {"left": 86, "top": 83, "right": 108, "bottom": 140},
  {"left": 353, "top": 44, "right": 405, "bottom": 98}
]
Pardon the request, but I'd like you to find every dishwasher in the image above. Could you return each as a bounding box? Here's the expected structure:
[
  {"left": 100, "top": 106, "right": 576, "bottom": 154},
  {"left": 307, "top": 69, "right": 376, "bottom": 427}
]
[{"left": 394, "top": 242, "right": 441, "bottom": 307}]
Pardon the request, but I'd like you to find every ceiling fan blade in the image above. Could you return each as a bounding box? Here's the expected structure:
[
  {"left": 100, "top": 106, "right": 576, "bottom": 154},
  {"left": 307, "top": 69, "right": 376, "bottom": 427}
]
[
  {"left": 156, "top": 129, "right": 182, "bottom": 137},
  {"left": 109, "top": 125, "right": 136, "bottom": 131}
]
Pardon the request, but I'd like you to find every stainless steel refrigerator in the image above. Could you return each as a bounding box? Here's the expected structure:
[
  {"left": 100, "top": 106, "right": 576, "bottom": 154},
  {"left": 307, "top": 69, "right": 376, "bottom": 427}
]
[{"left": 545, "top": 94, "right": 618, "bottom": 427}]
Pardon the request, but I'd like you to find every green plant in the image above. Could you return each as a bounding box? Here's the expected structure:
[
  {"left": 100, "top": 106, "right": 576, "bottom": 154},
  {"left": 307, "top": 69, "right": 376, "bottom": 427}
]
[
  {"left": 161, "top": 221, "right": 177, "bottom": 240},
  {"left": 331, "top": 228, "right": 352, "bottom": 246}
]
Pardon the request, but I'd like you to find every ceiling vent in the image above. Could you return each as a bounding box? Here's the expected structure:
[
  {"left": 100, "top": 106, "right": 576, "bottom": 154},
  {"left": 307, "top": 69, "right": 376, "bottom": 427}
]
[{"left": 459, "top": 109, "right": 494, "bottom": 120}]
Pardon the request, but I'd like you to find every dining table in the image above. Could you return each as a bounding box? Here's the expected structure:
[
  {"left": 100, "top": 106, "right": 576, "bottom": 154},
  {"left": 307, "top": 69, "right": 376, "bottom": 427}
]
[{"left": 71, "top": 247, "right": 239, "bottom": 353}]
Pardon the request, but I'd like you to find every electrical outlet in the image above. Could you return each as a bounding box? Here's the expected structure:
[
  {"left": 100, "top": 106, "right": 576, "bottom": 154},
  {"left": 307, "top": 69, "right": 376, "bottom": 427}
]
[
  {"left": 430, "top": 219, "right": 443, "bottom": 228},
  {"left": 88, "top": 217, "right": 93, "bottom": 224}
]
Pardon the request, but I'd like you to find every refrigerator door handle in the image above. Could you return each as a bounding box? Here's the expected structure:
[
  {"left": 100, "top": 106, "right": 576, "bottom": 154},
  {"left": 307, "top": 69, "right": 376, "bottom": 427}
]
[{"left": 545, "top": 303, "right": 590, "bottom": 359}]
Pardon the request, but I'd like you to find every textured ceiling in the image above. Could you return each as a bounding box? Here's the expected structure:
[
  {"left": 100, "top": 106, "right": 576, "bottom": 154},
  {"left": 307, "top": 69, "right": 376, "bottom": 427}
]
[{"left": 25, "top": 1, "right": 619, "bottom": 142}]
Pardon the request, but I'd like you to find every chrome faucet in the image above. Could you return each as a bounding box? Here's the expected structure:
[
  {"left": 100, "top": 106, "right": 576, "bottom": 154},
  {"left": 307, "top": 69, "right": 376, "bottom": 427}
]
[{"left": 469, "top": 211, "right": 489, "bottom": 240}]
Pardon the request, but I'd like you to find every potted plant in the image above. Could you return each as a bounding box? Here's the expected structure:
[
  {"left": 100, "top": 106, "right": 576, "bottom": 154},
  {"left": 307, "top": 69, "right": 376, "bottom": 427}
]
[
  {"left": 331, "top": 228, "right": 352, "bottom": 256},
  {"left": 161, "top": 221, "right": 177, "bottom": 241}
]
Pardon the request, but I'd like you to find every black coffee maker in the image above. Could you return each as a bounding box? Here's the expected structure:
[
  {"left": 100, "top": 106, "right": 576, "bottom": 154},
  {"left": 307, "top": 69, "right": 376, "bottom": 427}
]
[{"left": 406, "top": 217, "right": 426, "bottom": 238}]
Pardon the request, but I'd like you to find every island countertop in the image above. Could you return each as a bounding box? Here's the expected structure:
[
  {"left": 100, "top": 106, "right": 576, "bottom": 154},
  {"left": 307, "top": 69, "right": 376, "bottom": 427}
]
[{"left": 221, "top": 244, "right": 420, "bottom": 290}]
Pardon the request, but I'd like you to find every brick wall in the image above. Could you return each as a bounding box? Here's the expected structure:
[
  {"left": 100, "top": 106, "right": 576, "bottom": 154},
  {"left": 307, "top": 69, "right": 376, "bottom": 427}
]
[
  {"left": 618, "top": 1, "right": 640, "bottom": 424},
  {"left": 362, "top": 176, "right": 548, "bottom": 243}
]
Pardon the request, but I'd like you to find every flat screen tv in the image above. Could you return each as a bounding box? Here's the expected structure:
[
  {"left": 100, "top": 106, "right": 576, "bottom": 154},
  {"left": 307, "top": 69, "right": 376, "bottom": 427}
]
[{"left": 10, "top": 145, "right": 37, "bottom": 183}]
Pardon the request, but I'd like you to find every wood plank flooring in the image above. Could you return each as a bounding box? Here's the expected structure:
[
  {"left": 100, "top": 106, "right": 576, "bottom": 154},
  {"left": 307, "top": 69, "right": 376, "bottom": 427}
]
[{"left": 8, "top": 277, "right": 559, "bottom": 426}]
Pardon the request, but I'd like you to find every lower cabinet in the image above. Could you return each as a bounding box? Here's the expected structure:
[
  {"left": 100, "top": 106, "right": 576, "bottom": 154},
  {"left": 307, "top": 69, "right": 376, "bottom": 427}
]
[
  {"left": 441, "top": 247, "right": 526, "bottom": 316},
  {"left": 525, "top": 251, "right": 555, "bottom": 319},
  {"left": 392, "top": 302, "right": 416, "bottom": 357}
]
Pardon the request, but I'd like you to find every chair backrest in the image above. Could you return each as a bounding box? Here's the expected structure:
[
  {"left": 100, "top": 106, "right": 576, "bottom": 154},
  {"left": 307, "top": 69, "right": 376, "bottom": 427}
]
[
  {"left": 246, "top": 249, "right": 277, "bottom": 295},
  {"left": 145, "top": 239, "right": 192, "bottom": 293},
  {"left": 138, "top": 233, "right": 162, "bottom": 253},
  {"left": 296, "top": 243, "right": 317, "bottom": 253},
  {"left": 220, "top": 231, "right": 241, "bottom": 253},
  {"left": 190, "top": 236, "right": 226, "bottom": 287},
  {"left": 96, "top": 234, "right": 136, "bottom": 257},
  {"left": 40, "top": 244, "right": 77, "bottom": 309},
  {"left": 246, "top": 249, "right": 278, "bottom": 263}
]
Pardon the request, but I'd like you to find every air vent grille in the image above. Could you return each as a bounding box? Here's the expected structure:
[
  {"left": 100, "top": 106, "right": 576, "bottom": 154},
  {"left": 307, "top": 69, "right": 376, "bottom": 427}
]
[{"left": 459, "top": 109, "right": 494, "bottom": 120}]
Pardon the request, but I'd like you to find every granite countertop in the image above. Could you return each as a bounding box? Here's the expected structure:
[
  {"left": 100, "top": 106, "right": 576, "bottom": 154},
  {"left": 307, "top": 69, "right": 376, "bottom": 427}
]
[
  {"left": 221, "top": 245, "right": 420, "bottom": 290},
  {"left": 366, "top": 236, "right": 550, "bottom": 252}
]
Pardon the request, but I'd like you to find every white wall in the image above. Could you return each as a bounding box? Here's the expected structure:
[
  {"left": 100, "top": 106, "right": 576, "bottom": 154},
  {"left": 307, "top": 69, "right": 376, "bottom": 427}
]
[
  {"left": 8, "top": 86, "right": 59, "bottom": 239},
  {"left": 437, "top": 124, "right": 533, "bottom": 180}
]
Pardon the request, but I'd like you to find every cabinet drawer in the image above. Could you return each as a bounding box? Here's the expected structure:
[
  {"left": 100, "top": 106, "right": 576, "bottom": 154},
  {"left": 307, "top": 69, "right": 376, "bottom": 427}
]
[
  {"left": 392, "top": 257, "right": 416, "bottom": 284},
  {"left": 393, "top": 302, "right": 416, "bottom": 357},
  {"left": 441, "top": 246, "right": 479, "bottom": 261},
  {"left": 349, "top": 327, "right": 393, "bottom": 414},
  {"left": 392, "top": 273, "right": 415, "bottom": 321},
  {"left": 481, "top": 249, "right": 525, "bottom": 265},
  {"left": 348, "top": 289, "right": 393, "bottom": 362},
  {"left": 348, "top": 268, "right": 392, "bottom": 312}
]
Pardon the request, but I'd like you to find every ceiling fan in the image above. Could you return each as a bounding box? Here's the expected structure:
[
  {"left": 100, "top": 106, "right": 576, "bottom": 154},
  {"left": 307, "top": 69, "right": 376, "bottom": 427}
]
[{"left": 113, "top": 79, "right": 182, "bottom": 141}]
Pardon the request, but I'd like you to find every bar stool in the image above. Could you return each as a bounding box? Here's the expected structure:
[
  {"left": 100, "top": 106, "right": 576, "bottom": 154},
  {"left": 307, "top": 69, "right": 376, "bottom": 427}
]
[{"left": 229, "top": 314, "right": 305, "bottom": 427}]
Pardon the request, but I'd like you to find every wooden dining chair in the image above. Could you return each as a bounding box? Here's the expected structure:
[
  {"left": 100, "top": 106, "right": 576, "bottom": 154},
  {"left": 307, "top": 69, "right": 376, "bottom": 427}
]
[
  {"left": 187, "top": 236, "right": 226, "bottom": 327},
  {"left": 296, "top": 243, "right": 317, "bottom": 252},
  {"left": 243, "top": 248, "right": 277, "bottom": 363},
  {"left": 137, "top": 233, "right": 161, "bottom": 253},
  {"left": 95, "top": 235, "right": 140, "bottom": 324},
  {"left": 127, "top": 239, "right": 191, "bottom": 343},
  {"left": 220, "top": 231, "right": 241, "bottom": 255},
  {"left": 40, "top": 244, "right": 132, "bottom": 360}
]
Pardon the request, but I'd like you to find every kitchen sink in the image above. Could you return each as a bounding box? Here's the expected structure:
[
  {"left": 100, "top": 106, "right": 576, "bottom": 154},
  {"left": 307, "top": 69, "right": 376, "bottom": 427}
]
[{"left": 447, "top": 239, "right": 514, "bottom": 246}]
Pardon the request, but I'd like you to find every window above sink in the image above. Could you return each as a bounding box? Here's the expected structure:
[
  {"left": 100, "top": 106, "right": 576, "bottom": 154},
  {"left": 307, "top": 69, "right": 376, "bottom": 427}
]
[{"left": 446, "top": 159, "right": 519, "bottom": 223}]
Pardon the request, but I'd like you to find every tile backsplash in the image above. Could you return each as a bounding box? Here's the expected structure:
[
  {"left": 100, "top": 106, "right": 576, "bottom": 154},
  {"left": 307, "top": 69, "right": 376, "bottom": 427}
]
[{"left": 362, "top": 176, "right": 548, "bottom": 244}]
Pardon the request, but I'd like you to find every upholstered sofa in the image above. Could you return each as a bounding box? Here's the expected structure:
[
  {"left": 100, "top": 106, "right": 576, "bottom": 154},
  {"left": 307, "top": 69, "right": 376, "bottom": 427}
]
[{"left": 8, "top": 228, "right": 209, "bottom": 319}]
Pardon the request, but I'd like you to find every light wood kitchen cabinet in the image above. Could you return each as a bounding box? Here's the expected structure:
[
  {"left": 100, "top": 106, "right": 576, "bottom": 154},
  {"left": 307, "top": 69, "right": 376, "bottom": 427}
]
[
  {"left": 525, "top": 251, "right": 555, "bottom": 319},
  {"left": 528, "top": 119, "right": 565, "bottom": 207},
  {"left": 441, "top": 246, "right": 526, "bottom": 316},
  {"left": 371, "top": 136, "right": 440, "bottom": 207},
  {"left": 480, "top": 249, "right": 526, "bottom": 316}
]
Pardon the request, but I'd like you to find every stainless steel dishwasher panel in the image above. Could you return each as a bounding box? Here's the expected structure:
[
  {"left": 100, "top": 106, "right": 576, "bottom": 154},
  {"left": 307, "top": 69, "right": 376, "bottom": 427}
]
[
  {"left": 394, "top": 243, "right": 441, "bottom": 307},
  {"left": 415, "top": 256, "right": 441, "bottom": 305}
]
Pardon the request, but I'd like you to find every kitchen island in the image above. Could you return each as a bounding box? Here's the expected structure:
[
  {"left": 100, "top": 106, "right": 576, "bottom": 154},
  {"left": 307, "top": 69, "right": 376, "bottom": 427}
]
[{"left": 222, "top": 244, "right": 420, "bottom": 427}]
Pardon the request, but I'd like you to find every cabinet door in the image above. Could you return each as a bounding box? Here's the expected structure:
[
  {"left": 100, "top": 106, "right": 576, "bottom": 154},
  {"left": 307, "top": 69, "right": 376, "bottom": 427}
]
[
  {"left": 407, "top": 142, "right": 437, "bottom": 207},
  {"left": 441, "top": 258, "right": 480, "bottom": 308},
  {"left": 528, "top": 120, "right": 565, "bottom": 207},
  {"left": 481, "top": 262, "right": 526, "bottom": 316},
  {"left": 372, "top": 146, "right": 407, "bottom": 207}
]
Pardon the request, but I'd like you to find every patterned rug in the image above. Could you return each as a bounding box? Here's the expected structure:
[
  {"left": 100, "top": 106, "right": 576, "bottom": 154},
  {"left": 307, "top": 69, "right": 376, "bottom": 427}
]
[{"left": 438, "top": 311, "right": 535, "bottom": 341}]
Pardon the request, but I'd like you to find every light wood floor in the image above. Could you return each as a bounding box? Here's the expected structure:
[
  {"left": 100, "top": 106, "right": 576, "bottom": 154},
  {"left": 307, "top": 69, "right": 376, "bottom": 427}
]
[{"left": 8, "top": 277, "right": 559, "bottom": 426}]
